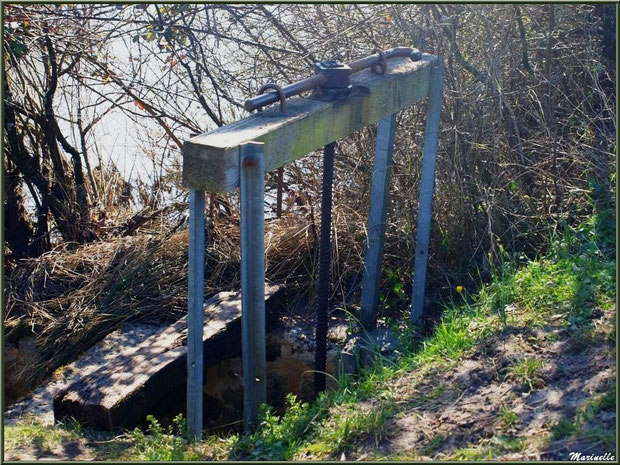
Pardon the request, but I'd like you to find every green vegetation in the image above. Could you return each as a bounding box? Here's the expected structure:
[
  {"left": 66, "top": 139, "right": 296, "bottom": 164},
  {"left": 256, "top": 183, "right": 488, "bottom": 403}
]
[
  {"left": 551, "top": 384, "right": 616, "bottom": 448},
  {"left": 234, "top": 394, "right": 321, "bottom": 460},
  {"left": 578, "top": 384, "right": 616, "bottom": 421},
  {"left": 448, "top": 435, "right": 527, "bottom": 460},
  {"left": 130, "top": 415, "right": 189, "bottom": 461},
  {"left": 507, "top": 358, "right": 544, "bottom": 391},
  {"left": 217, "top": 206, "right": 614, "bottom": 460},
  {"left": 5, "top": 206, "right": 615, "bottom": 461},
  {"left": 499, "top": 407, "right": 520, "bottom": 429},
  {"left": 4, "top": 418, "right": 81, "bottom": 456},
  {"left": 3, "top": 417, "right": 130, "bottom": 460},
  {"left": 421, "top": 434, "right": 445, "bottom": 456},
  {"left": 552, "top": 418, "right": 579, "bottom": 440},
  {"left": 3, "top": 3, "right": 614, "bottom": 461}
]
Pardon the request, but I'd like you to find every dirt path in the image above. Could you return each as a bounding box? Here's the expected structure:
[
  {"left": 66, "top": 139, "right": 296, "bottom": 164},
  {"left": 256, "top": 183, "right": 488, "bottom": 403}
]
[{"left": 355, "top": 307, "right": 616, "bottom": 460}]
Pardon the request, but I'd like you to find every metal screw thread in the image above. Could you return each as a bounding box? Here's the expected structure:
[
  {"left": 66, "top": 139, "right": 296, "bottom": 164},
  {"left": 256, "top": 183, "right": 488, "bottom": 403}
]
[{"left": 314, "top": 141, "right": 335, "bottom": 397}]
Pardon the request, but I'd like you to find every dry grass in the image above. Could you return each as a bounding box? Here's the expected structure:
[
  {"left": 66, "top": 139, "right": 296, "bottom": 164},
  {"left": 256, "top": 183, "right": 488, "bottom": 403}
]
[{"left": 6, "top": 231, "right": 189, "bottom": 393}]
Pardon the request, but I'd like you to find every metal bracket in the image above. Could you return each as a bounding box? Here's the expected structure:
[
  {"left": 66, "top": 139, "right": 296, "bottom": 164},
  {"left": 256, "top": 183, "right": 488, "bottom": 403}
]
[
  {"left": 256, "top": 83, "right": 287, "bottom": 114},
  {"left": 314, "top": 60, "right": 351, "bottom": 88}
]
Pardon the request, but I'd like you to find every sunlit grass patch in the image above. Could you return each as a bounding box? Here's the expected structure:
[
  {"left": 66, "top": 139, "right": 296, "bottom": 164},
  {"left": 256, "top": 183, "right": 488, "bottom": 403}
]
[
  {"left": 499, "top": 406, "right": 520, "bottom": 429},
  {"left": 447, "top": 434, "right": 526, "bottom": 460},
  {"left": 4, "top": 417, "right": 81, "bottom": 456},
  {"left": 294, "top": 400, "right": 394, "bottom": 460},
  {"left": 507, "top": 357, "right": 545, "bottom": 391},
  {"left": 419, "top": 306, "right": 492, "bottom": 365}
]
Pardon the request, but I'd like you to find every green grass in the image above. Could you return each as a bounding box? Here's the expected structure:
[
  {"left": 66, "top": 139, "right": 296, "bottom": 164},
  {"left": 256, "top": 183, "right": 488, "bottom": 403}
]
[
  {"left": 552, "top": 418, "right": 579, "bottom": 440},
  {"left": 419, "top": 307, "right": 487, "bottom": 364},
  {"left": 448, "top": 434, "right": 526, "bottom": 460},
  {"left": 3, "top": 417, "right": 130, "bottom": 460},
  {"left": 577, "top": 384, "right": 616, "bottom": 422},
  {"left": 421, "top": 434, "right": 445, "bottom": 456},
  {"left": 4, "top": 418, "right": 81, "bottom": 456},
  {"left": 550, "top": 384, "right": 616, "bottom": 447},
  {"left": 295, "top": 400, "right": 394, "bottom": 459},
  {"left": 507, "top": 358, "right": 544, "bottom": 391},
  {"left": 499, "top": 407, "right": 520, "bottom": 429},
  {"left": 476, "top": 208, "right": 615, "bottom": 332}
]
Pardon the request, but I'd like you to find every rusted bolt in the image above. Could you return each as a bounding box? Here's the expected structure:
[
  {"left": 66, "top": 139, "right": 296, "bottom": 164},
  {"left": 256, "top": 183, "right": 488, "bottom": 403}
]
[{"left": 242, "top": 156, "right": 257, "bottom": 167}]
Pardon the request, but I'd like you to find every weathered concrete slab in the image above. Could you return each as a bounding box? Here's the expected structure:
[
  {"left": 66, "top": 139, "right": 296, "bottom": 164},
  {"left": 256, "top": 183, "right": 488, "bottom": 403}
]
[{"left": 53, "top": 285, "right": 284, "bottom": 429}]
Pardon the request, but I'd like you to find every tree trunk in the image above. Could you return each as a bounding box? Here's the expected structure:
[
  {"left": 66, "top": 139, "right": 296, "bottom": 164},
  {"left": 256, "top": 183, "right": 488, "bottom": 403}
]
[{"left": 3, "top": 166, "right": 33, "bottom": 259}]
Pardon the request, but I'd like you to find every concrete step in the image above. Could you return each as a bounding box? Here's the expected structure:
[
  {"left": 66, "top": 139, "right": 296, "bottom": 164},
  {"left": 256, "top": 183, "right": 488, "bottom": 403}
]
[{"left": 53, "top": 284, "right": 285, "bottom": 429}]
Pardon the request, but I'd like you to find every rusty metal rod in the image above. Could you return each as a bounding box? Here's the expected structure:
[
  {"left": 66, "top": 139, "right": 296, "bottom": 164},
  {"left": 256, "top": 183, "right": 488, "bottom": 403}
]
[
  {"left": 348, "top": 46, "right": 420, "bottom": 73},
  {"left": 244, "top": 47, "right": 421, "bottom": 112},
  {"left": 245, "top": 74, "right": 326, "bottom": 112}
]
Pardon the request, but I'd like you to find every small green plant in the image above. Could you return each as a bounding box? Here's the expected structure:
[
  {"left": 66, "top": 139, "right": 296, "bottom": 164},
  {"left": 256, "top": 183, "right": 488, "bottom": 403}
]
[
  {"left": 130, "top": 414, "right": 188, "bottom": 461},
  {"left": 499, "top": 406, "right": 519, "bottom": 429},
  {"left": 421, "top": 434, "right": 444, "bottom": 456},
  {"left": 551, "top": 418, "right": 578, "bottom": 440},
  {"left": 577, "top": 384, "right": 615, "bottom": 423},
  {"left": 232, "top": 393, "right": 317, "bottom": 461},
  {"left": 507, "top": 358, "right": 544, "bottom": 390}
]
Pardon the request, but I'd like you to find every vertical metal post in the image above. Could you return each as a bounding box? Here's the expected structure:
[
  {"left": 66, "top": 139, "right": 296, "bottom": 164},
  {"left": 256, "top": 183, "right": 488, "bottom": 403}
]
[
  {"left": 314, "top": 141, "right": 335, "bottom": 397},
  {"left": 187, "top": 189, "right": 205, "bottom": 438},
  {"left": 276, "top": 166, "right": 284, "bottom": 218},
  {"left": 239, "top": 141, "right": 267, "bottom": 433},
  {"left": 360, "top": 113, "right": 398, "bottom": 331},
  {"left": 411, "top": 59, "right": 444, "bottom": 323}
]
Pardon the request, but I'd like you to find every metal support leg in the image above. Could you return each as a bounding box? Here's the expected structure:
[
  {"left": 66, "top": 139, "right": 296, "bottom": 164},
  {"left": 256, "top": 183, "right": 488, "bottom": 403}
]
[
  {"left": 187, "top": 189, "right": 205, "bottom": 438},
  {"left": 411, "top": 59, "right": 444, "bottom": 323},
  {"left": 360, "top": 113, "right": 398, "bottom": 331},
  {"left": 314, "top": 141, "right": 335, "bottom": 397},
  {"left": 239, "top": 142, "right": 266, "bottom": 433},
  {"left": 276, "top": 167, "right": 284, "bottom": 218}
]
